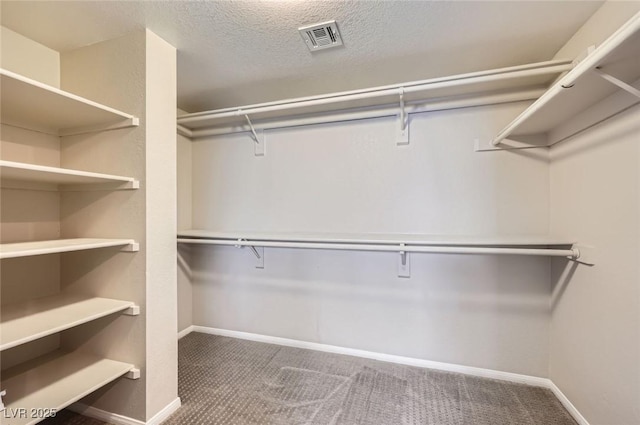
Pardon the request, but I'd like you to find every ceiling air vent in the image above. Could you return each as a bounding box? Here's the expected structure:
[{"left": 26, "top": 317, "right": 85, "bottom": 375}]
[{"left": 299, "top": 21, "right": 343, "bottom": 52}]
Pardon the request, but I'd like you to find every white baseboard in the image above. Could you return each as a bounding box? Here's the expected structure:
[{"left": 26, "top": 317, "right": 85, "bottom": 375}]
[
  {"left": 182, "top": 326, "right": 590, "bottom": 425},
  {"left": 189, "top": 325, "right": 548, "bottom": 386},
  {"left": 178, "top": 325, "right": 194, "bottom": 340},
  {"left": 548, "top": 381, "right": 590, "bottom": 425},
  {"left": 70, "top": 397, "right": 181, "bottom": 425}
]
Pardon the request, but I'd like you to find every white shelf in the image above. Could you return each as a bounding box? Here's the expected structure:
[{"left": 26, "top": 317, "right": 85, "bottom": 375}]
[
  {"left": 490, "top": 12, "right": 640, "bottom": 149},
  {"left": 0, "top": 160, "right": 139, "bottom": 190},
  {"left": 177, "top": 59, "right": 572, "bottom": 138},
  {"left": 0, "top": 238, "right": 138, "bottom": 260},
  {"left": 1, "top": 294, "right": 136, "bottom": 351},
  {"left": 0, "top": 351, "right": 134, "bottom": 425},
  {"left": 0, "top": 69, "right": 138, "bottom": 136},
  {"left": 178, "top": 229, "right": 574, "bottom": 247}
]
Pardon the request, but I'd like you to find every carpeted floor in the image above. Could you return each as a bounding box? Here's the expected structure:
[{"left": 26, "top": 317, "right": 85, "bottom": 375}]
[{"left": 46, "top": 332, "right": 577, "bottom": 425}]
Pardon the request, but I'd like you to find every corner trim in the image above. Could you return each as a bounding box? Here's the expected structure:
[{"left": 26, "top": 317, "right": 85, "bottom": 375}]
[
  {"left": 178, "top": 325, "right": 194, "bottom": 340},
  {"left": 548, "top": 381, "right": 590, "bottom": 425},
  {"left": 70, "top": 397, "right": 181, "bottom": 425}
]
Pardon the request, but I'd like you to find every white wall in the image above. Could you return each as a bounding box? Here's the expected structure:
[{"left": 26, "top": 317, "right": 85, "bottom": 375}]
[
  {"left": 549, "top": 104, "right": 639, "bottom": 425},
  {"left": 0, "top": 26, "right": 60, "bottom": 87},
  {"left": 547, "top": 4, "right": 640, "bottom": 425},
  {"left": 187, "top": 101, "right": 553, "bottom": 377}
]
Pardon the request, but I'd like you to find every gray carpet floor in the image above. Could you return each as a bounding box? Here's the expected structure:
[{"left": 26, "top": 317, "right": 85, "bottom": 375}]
[{"left": 46, "top": 332, "right": 577, "bottom": 425}]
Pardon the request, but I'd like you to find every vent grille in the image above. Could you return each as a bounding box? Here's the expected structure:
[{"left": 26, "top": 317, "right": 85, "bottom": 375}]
[{"left": 299, "top": 21, "right": 343, "bottom": 52}]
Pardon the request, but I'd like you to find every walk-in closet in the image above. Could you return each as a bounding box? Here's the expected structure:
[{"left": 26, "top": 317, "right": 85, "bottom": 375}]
[{"left": 1, "top": 1, "right": 639, "bottom": 425}]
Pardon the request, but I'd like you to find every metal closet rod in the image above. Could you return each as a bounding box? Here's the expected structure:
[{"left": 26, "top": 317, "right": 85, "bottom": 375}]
[
  {"left": 177, "top": 238, "right": 579, "bottom": 259},
  {"left": 178, "top": 60, "right": 573, "bottom": 125}
]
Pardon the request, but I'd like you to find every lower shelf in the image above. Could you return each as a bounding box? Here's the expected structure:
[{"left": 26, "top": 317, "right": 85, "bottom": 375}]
[{"left": 0, "top": 351, "right": 135, "bottom": 425}]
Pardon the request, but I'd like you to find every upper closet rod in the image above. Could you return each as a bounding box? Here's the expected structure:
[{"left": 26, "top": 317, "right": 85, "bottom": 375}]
[
  {"left": 177, "top": 238, "right": 579, "bottom": 259},
  {"left": 178, "top": 60, "right": 573, "bottom": 125},
  {"left": 492, "top": 12, "right": 640, "bottom": 147}
]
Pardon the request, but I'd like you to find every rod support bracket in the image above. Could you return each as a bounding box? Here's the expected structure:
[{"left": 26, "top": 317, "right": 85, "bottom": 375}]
[
  {"left": 238, "top": 109, "right": 265, "bottom": 156},
  {"left": 593, "top": 68, "right": 640, "bottom": 99},
  {"left": 234, "top": 239, "right": 264, "bottom": 268},
  {"left": 397, "top": 88, "right": 409, "bottom": 145},
  {"left": 398, "top": 244, "right": 410, "bottom": 278}
]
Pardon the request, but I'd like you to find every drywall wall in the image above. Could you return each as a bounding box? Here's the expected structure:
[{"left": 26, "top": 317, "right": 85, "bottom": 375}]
[
  {"left": 0, "top": 26, "right": 60, "bottom": 87},
  {"left": 187, "top": 101, "right": 553, "bottom": 377},
  {"left": 144, "top": 29, "right": 178, "bottom": 419},
  {"left": 548, "top": 5, "right": 640, "bottom": 425},
  {"left": 549, "top": 104, "right": 639, "bottom": 425},
  {"left": 177, "top": 109, "right": 193, "bottom": 333},
  {"left": 58, "top": 30, "right": 148, "bottom": 421}
]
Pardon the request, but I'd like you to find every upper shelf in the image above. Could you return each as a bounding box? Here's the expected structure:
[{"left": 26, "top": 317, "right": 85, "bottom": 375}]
[
  {"left": 0, "top": 68, "right": 139, "bottom": 136},
  {"left": 178, "top": 229, "right": 575, "bottom": 247},
  {"left": 177, "top": 59, "right": 573, "bottom": 138},
  {"left": 0, "top": 238, "right": 138, "bottom": 260},
  {"left": 490, "top": 12, "right": 640, "bottom": 149},
  {"left": 0, "top": 160, "right": 139, "bottom": 190}
]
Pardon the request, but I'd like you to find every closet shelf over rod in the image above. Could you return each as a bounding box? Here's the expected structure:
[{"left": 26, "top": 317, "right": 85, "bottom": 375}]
[
  {"left": 177, "top": 231, "right": 580, "bottom": 259},
  {"left": 0, "top": 69, "right": 139, "bottom": 136},
  {"left": 177, "top": 59, "right": 572, "bottom": 138},
  {"left": 490, "top": 11, "right": 640, "bottom": 149}
]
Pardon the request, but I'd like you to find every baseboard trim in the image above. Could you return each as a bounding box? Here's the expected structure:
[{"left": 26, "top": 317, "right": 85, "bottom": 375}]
[
  {"left": 548, "top": 381, "right": 590, "bottom": 425},
  {"left": 190, "top": 325, "right": 548, "bottom": 386},
  {"left": 178, "top": 325, "right": 194, "bottom": 339},
  {"left": 70, "top": 397, "right": 181, "bottom": 425}
]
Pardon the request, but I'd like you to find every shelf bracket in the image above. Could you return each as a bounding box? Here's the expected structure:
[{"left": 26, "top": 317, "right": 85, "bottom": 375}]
[
  {"left": 593, "top": 68, "right": 640, "bottom": 99},
  {"left": 239, "top": 109, "right": 265, "bottom": 156},
  {"left": 397, "top": 88, "right": 409, "bottom": 146},
  {"left": 0, "top": 389, "right": 6, "bottom": 412},
  {"left": 398, "top": 244, "right": 410, "bottom": 278},
  {"left": 121, "top": 242, "right": 140, "bottom": 252},
  {"left": 125, "top": 368, "right": 141, "bottom": 380},
  {"left": 123, "top": 305, "right": 141, "bottom": 316},
  {"left": 235, "top": 239, "right": 264, "bottom": 268}
]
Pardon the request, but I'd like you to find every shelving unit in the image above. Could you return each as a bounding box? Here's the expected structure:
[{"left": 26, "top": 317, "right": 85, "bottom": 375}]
[
  {"left": 486, "top": 12, "right": 640, "bottom": 150},
  {"left": 0, "top": 351, "right": 135, "bottom": 425},
  {"left": 1, "top": 64, "right": 142, "bottom": 423},
  {"left": 0, "top": 238, "right": 138, "bottom": 260},
  {"left": 0, "top": 69, "right": 138, "bottom": 136},
  {"left": 0, "top": 160, "right": 139, "bottom": 190},
  {"left": 1, "top": 295, "right": 137, "bottom": 351}
]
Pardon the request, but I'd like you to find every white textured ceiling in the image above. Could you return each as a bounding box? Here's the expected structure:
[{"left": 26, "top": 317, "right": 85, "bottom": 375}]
[{"left": 1, "top": 1, "right": 603, "bottom": 112}]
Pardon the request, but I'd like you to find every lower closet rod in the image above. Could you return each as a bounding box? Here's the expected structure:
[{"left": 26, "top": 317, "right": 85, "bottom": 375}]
[{"left": 177, "top": 238, "right": 579, "bottom": 259}]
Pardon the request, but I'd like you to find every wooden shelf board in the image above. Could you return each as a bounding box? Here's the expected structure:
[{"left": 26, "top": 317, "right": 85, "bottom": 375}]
[
  {"left": 178, "top": 229, "right": 575, "bottom": 247},
  {"left": 498, "top": 16, "right": 640, "bottom": 143},
  {"left": 0, "top": 69, "right": 137, "bottom": 135},
  {"left": 0, "top": 160, "right": 138, "bottom": 189},
  {"left": 0, "top": 351, "right": 133, "bottom": 425},
  {"left": 0, "top": 238, "right": 136, "bottom": 259},
  {"left": 178, "top": 60, "right": 570, "bottom": 132},
  {"left": 1, "top": 295, "right": 134, "bottom": 351}
]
